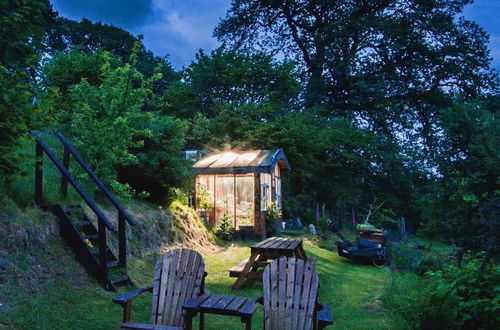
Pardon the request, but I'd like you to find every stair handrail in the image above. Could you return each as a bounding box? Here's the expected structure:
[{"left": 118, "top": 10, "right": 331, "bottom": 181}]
[
  {"left": 55, "top": 132, "right": 137, "bottom": 226},
  {"left": 32, "top": 131, "right": 114, "bottom": 231}
]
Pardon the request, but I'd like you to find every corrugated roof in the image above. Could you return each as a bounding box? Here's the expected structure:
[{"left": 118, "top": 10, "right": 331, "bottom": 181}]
[{"left": 193, "top": 149, "right": 290, "bottom": 175}]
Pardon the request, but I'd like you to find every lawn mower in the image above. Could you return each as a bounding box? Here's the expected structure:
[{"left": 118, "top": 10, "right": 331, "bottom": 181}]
[{"left": 328, "top": 222, "right": 388, "bottom": 267}]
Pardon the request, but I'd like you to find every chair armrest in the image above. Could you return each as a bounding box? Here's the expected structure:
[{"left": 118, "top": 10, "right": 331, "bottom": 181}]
[
  {"left": 316, "top": 302, "right": 334, "bottom": 329},
  {"left": 112, "top": 286, "right": 153, "bottom": 305}
]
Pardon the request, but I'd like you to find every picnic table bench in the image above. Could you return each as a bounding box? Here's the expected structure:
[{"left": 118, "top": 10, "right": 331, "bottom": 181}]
[{"left": 229, "top": 237, "right": 307, "bottom": 290}]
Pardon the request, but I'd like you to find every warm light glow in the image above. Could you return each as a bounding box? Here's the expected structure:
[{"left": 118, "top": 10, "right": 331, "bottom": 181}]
[
  {"left": 211, "top": 152, "right": 239, "bottom": 167},
  {"left": 235, "top": 151, "right": 259, "bottom": 164}
]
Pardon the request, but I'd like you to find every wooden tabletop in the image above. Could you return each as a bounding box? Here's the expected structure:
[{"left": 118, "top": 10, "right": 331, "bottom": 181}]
[
  {"left": 252, "top": 237, "right": 302, "bottom": 251},
  {"left": 230, "top": 237, "right": 307, "bottom": 290},
  {"left": 182, "top": 294, "right": 256, "bottom": 330}
]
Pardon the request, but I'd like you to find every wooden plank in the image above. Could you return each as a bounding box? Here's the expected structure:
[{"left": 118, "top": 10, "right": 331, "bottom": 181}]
[
  {"left": 162, "top": 250, "right": 179, "bottom": 325},
  {"left": 269, "top": 258, "right": 279, "bottom": 330},
  {"left": 239, "top": 298, "right": 257, "bottom": 316},
  {"left": 268, "top": 237, "right": 287, "bottom": 250},
  {"left": 277, "top": 257, "right": 287, "bottom": 329},
  {"left": 305, "top": 271, "right": 319, "bottom": 330},
  {"left": 263, "top": 262, "right": 272, "bottom": 330},
  {"left": 150, "top": 257, "right": 163, "bottom": 324},
  {"left": 155, "top": 253, "right": 171, "bottom": 325},
  {"left": 228, "top": 258, "right": 249, "bottom": 272},
  {"left": 229, "top": 270, "right": 263, "bottom": 279},
  {"left": 213, "top": 296, "right": 235, "bottom": 310},
  {"left": 291, "top": 258, "right": 304, "bottom": 328},
  {"left": 226, "top": 297, "right": 247, "bottom": 312},
  {"left": 185, "top": 252, "right": 204, "bottom": 300},
  {"left": 121, "top": 322, "right": 181, "bottom": 330},
  {"left": 285, "top": 257, "right": 296, "bottom": 330},
  {"left": 275, "top": 238, "right": 293, "bottom": 250},
  {"left": 298, "top": 259, "right": 315, "bottom": 330},
  {"left": 252, "top": 237, "right": 274, "bottom": 248},
  {"left": 181, "top": 294, "right": 210, "bottom": 310},
  {"left": 169, "top": 249, "right": 190, "bottom": 326},
  {"left": 287, "top": 239, "right": 301, "bottom": 251},
  {"left": 232, "top": 252, "right": 259, "bottom": 290},
  {"left": 174, "top": 249, "right": 196, "bottom": 326},
  {"left": 281, "top": 238, "right": 298, "bottom": 250},
  {"left": 200, "top": 295, "right": 223, "bottom": 309}
]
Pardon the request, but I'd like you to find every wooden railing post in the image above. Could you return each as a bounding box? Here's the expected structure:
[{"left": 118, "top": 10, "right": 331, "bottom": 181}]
[
  {"left": 35, "top": 141, "right": 43, "bottom": 205},
  {"left": 60, "top": 145, "right": 70, "bottom": 198},
  {"left": 98, "top": 217, "right": 108, "bottom": 285},
  {"left": 118, "top": 212, "right": 126, "bottom": 268}
]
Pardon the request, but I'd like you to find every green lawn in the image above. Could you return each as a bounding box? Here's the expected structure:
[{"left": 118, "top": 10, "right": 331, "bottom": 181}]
[{"left": 1, "top": 235, "right": 403, "bottom": 329}]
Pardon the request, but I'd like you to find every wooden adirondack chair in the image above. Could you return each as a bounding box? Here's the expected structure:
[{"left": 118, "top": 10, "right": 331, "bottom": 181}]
[
  {"left": 113, "top": 249, "right": 208, "bottom": 330},
  {"left": 258, "top": 257, "right": 333, "bottom": 330}
]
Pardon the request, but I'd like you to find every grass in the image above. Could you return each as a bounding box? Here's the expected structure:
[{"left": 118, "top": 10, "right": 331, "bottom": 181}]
[{"left": 0, "top": 232, "right": 405, "bottom": 329}]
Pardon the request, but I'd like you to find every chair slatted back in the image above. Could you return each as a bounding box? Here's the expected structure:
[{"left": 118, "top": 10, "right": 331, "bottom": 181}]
[
  {"left": 263, "top": 257, "right": 319, "bottom": 330},
  {"left": 150, "top": 249, "right": 205, "bottom": 327}
]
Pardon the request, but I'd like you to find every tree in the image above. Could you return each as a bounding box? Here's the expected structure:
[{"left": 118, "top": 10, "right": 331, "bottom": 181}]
[
  {"left": 215, "top": 0, "right": 497, "bottom": 159},
  {"left": 61, "top": 46, "right": 188, "bottom": 198},
  {"left": 0, "top": 0, "right": 56, "bottom": 177},
  {"left": 49, "top": 17, "right": 180, "bottom": 95}
]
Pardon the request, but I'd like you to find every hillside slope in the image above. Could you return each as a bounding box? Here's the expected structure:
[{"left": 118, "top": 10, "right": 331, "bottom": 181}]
[{"left": 0, "top": 196, "right": 215, "bottom": 329}]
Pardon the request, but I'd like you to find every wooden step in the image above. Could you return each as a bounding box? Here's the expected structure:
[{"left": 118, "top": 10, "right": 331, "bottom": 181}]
[
  {"left": 107, "top": 261, "right": 120, "bottom": 269},
  {"left": 63, "top": 205, "right": 81, "bottom": 212},
  {"left": 111, "top": 276, "right": 130, "bottom": 287},
  {"left": 91, "top": 248, "right": 112, "bottom": 256},
  {"left": 80, "top": 221, "right": 93, "bottom": 228}
]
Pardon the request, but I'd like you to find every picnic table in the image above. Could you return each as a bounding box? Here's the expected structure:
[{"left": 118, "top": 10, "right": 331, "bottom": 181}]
[{"left": 229, "top": 237, "right": 307, "bottom": 290}]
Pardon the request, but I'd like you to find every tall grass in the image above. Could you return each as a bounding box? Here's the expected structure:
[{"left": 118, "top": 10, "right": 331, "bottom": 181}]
[{"left": 4, "top": 133, "right": 102, "bottom": 207}]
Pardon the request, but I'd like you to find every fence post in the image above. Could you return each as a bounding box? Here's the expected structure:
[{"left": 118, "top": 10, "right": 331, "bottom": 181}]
[
  {"left": 35, "top": 141, "right": 43, "bottom": 205},
  {"left": 118, "top": 212, "right": 126, "bottom": 268},
  {"left": 60, "top": 145, "right": 70, "bottom": 198}
]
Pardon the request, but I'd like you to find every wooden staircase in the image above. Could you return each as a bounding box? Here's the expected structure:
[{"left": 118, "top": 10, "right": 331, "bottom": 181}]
[{"left": 32, "top": 131, "right": 137, "bottom": 291}]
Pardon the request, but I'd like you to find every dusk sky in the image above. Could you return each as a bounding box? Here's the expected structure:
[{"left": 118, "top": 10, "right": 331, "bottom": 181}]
[{"left": 50, "top": 0, "right": 500, "bottom": 70}]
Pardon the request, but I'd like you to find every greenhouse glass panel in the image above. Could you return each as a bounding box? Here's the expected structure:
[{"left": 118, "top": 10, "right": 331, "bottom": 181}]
[
  {"left": 235, "top": 175, "right": 254, "bottom": 228},
  {"left": 215, "top": 175, "right": 235, "bottom": 224}
]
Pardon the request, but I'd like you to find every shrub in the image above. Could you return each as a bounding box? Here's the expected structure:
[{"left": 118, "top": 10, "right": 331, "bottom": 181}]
[
  {"left": 356, "top": 223, "right": 376, "bottom": 231},
  {"left": 266, "top": 202, "right": 281, "bottom": 236},
  {"left": 214, "top": 211, "right": 235, "bottom": 241},
  {"left": 384, "top": 254, "right": 500, "bottom": 329}
]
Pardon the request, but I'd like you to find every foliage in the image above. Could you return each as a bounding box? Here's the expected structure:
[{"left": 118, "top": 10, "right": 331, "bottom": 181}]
[
  {"left": 48, "top": 17, "right": 179, "bottom": 94},
  {"left": 384, "top": 254, "right": 500, "bottom": 329},
  {"left": 0, "top": 0, "right": 55, "bottom": 178},
  {"left": 356, "top": 223, "right": 376, "bottom": 231},
  {"left": 214, "top": 211, "right": 235, "bottom": 241},
  {"left": 420, "top": 100, "right": 500, "bottom": 257},
  {"left": 64, "top": 48, "right": 154, "bottom": 195},
  {"left": 44, "top": 44, "right": 188, "bottom": 199},
  {"left": 196, "top": 183, "right": 212, "bottom": 211},
  {"left": 266, "top": 202, "right": 281, "bottom": 236},
  {"left": 239, "top": 205, "right": 253, "bottom": 226},
  {"left": 216, "top": 0, "right": 496, "bottom": 154}
]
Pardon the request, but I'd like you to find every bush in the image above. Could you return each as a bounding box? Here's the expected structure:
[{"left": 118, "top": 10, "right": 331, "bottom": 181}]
[
  {"left": 214, "top": 211, "right": 235, "bottom": 241},
  {"left": 266, "top": 202, "right": 281, "bottom": 236},
  {"left": 384, "top": 254, "right": 500, "bottom": 329}
]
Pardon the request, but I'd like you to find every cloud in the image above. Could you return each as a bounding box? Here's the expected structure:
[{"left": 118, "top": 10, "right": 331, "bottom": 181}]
[
  {"left": 130, "top": 0, "right": 230, "bottom": 67},
  {"left": 51, "top": 0, "right": 230, "bottom": 68}
]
